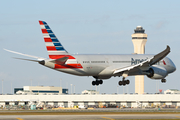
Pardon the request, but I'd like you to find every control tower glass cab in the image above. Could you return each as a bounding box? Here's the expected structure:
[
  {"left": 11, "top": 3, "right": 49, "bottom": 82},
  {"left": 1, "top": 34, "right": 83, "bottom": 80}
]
[
  {"left": 131, "top": 26, "right": 147, "bottom": 54},
  {"left": 134, "top": 26, "right": 145, "bottom": 33}
]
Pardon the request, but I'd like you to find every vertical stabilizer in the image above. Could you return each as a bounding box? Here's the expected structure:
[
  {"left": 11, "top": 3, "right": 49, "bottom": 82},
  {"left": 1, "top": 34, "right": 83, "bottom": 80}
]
[{"left": 39, "top": 21, "right": 69, "bottom": 59}]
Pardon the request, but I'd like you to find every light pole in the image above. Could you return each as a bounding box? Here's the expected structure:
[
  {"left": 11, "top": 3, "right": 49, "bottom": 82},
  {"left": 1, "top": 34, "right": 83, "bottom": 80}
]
[
  {"left": 74, "top": 85, "right": 75, "bottom": 94},
  {"left": 96, "top": 86, "right": 97, "bottom": 95},
  {"left": 60, "top": 79, "right": 62, "bottom": 87},
  {"left": 70, "top": 84, "right": 72, "bottom": 94},
  {"left": 11, "top": 82, "right": 12, "bottom": 94},
  {"left": 91, "top": 79, "right": 92, "bottom": 95},
  {"left": 158, "top": 81, "right": 159, "bottom": 93},
  {"left": 31, "top": 79, "right": 32, "bottom": 86},
  {"left": 66, "top": 82, "right": 68, "bottom": 94},
  {"left": 99, "top": 85, "right": 100, "bottom": 94},
  {"left": 117, "top": 86, "right": 118, "bottom": 94},
  {"left": 2, "top": 80, "right": 3, "bottom": 94},
  {"left": 123, "top": 86, "right": 124, "bottom": 94},
  {"left": 126, "top": 85, "right": 128, "bottom": 94}
]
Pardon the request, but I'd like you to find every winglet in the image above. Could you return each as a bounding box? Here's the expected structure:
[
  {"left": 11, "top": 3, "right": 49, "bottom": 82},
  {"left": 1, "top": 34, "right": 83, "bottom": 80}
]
[{"left": 149, "top": 45, "right": 170, "bottom": 65}]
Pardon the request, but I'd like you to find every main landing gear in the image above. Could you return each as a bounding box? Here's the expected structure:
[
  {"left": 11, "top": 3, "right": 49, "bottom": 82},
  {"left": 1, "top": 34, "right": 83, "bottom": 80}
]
[
  {"left": 92, "top": 79, "right": 103, "bottom": 86},
  {"left": 118, "top": 77, "right": 130, "bottom": 86},
  {"left": 161, "top": 79, "right": 166, "bottom": 83}
]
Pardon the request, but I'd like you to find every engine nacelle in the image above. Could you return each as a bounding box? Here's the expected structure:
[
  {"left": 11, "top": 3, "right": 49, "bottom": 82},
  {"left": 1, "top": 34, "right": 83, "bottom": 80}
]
[{"left": 146, "top": 65, "right": 168, "bottom": 79}]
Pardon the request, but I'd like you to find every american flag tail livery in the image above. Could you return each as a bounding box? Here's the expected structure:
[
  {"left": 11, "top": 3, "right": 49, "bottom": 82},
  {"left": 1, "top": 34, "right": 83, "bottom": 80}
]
[
  {"left": 39, "top": 20, "right": 83, "bottom": 69},
  {"left": 4, "top": 21, "right": 83, "bottom": 70},
  {"left": 39, "top": 20, "right": 69, "bottom": 59}
]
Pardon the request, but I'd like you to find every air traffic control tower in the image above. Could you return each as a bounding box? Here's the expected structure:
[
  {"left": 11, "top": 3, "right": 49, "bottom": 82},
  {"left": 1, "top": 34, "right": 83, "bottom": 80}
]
[{"left": 131, "top": 26, "right": 147, "bottom": 94}]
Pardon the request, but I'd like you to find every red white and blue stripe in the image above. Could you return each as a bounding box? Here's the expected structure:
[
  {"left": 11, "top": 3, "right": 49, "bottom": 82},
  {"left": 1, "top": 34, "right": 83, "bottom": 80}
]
[
  {"left": 39, "top": 20, "right": 69, "bottom": 59},
  {"left": 39, "top": 20, "right": 83, "bottom": 69}
]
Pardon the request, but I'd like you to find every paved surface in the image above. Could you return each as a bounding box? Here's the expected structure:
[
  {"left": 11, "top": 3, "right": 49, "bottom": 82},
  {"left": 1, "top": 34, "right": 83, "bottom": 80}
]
[
  {"left": 1, "top": 114, "right": 180, "bottom": 120},
  {"left": 1, "top": 108, "right": 180, "bottom": 112}
]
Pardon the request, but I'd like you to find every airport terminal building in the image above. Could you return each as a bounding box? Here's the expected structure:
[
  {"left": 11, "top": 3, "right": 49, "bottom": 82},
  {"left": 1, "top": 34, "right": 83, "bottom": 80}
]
[
  {"left": 0, "top": 86, "right": 180, "bottom": 108},
  {"left": 14, "top": 86, "right": 68, "bottom": 95},
  {"left": 0, "top": 93, "right": 180, "bottom": 108}
]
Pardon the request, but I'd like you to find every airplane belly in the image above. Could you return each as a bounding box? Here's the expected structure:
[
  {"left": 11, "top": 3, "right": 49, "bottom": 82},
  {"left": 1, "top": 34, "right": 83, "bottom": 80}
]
[
  {"left": 98, "top": 66, "right": 115, "bottom": 76},
  {"left": 56, "top": 68, "right": 86, "bottom": 76},
  {"left": 82, "top": 64, "right": 106, "bottom": 76}
]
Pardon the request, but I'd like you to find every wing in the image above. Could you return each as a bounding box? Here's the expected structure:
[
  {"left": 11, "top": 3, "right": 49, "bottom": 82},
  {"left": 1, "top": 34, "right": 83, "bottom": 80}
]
[{"left": 113, "top": 46, "right": 170, "bottom": 74}]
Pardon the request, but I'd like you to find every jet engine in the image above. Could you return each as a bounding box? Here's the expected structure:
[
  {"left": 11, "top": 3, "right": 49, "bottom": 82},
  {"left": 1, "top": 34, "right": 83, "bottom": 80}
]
[{"left": 146, "top": 65, "right": 168, "bottom": 79}]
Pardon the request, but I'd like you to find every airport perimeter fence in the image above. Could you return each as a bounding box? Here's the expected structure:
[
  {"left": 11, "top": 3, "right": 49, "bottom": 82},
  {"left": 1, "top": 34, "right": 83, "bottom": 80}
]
[{"left": 0, "top": 104, "right": 180, "bottom": 110}]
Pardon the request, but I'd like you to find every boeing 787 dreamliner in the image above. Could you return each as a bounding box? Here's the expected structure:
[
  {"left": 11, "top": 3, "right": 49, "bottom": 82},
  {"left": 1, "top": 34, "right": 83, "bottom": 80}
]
[{"left": 5, "top": 21, "right": 176, "bottom": 86}]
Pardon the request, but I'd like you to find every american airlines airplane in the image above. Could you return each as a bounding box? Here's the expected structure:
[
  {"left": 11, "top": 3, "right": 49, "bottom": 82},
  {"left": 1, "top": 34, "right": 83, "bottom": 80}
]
[{"left": 5, "top": 21, "right": 176, "bottom": 86}]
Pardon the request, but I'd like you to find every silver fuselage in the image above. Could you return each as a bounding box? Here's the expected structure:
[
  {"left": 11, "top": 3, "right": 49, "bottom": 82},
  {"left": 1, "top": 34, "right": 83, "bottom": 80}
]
[{"left": 42, "top": 54, "right": 176, "bottom": 79}]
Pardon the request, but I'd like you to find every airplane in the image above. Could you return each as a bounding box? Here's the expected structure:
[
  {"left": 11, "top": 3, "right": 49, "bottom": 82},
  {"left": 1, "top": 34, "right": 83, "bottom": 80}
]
[{"left": 5, "top": 20, "right": 176, "bottom": 86}]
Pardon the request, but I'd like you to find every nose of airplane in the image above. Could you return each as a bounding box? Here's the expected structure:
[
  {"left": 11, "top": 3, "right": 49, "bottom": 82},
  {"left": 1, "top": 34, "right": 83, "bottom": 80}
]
[
  {"left": 172, "top": 63, "right": 176, "bottom": 72},
  {"left": 168, "top": 58, "right": 176, "bottom": 73}
]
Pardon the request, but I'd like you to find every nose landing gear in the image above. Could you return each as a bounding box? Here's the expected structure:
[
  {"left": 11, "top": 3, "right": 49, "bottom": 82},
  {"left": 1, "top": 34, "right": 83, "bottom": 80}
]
[{"left": 161, "top": 79, "right": 166, "bottom": 83}]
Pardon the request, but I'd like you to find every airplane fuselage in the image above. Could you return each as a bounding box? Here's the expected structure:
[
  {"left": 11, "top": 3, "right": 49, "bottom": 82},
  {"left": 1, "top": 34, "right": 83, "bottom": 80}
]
[{"left": 41, "top": 54, "right": 176, "bottom": 79}]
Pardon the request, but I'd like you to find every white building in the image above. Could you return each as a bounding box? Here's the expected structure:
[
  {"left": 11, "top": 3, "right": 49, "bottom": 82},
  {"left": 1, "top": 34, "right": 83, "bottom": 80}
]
[
  {"left": 164, "top": 89, "right": 180, "bottom": 94},
  {"left": 16, "top": 86, "right": 63, "bottom": 95},
  {"left": 81, "top": 90, "right": 99, "bottom": 95},
  {"left": 0, "top": 94, "right": 180, "bottom": 108}
]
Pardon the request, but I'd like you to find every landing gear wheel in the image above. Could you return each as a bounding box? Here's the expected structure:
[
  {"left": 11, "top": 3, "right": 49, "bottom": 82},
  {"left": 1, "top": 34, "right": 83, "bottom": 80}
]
[
  {"left": 126, "top": 80, "right": 130, "bottom": 85},
  {"left": 164, "top": 79, "right": 166, "bottom": 83},
  {"left": 118, "top": 81, "right": 122, "bottom": 86},
  {"left": 92, "top": 79, "right": 103, "bottom": 86},
  {"left": 122, "top": 81, "right": 126, "bottom": 86},
  {"left": 99, "top": 80, "right": 103, "bottom": 84},
  {"left": 161, "top": 79, "right": 166, "bottom": 83},
  {"left": 95, "top": 80, "right": 99, "bottom": 86},
  {"left": 118, "top": 79, "right": 130, "bottom": 86},
  {"left": 92, "top": 81, "right": 96, "bottom": 86}
]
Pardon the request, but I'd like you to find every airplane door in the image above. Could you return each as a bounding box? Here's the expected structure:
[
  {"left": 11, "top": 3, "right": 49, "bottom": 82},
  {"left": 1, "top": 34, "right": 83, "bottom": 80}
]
[
  {"left": 77, "top": 61, "right": 81, "bottom": 67},
  {"left": 105, "top": 57, "right": 110, "bottom": 66}
]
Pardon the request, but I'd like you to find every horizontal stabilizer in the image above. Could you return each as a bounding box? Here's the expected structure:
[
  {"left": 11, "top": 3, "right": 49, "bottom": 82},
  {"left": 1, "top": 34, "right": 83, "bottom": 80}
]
[
  {"left": 50, "top": 56, "right": 69, "bottom": 65},
  {"left": 13, "top": 57, "right": 40, "bottom": 62},
  {"left": 4, "top": 49, "right": 45, "bottom": 61}
]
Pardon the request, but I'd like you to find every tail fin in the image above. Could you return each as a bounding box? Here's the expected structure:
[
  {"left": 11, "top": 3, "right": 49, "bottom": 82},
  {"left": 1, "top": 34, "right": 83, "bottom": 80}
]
[{"left": 39, "top": 20, "right": 69, "bottom": 59}]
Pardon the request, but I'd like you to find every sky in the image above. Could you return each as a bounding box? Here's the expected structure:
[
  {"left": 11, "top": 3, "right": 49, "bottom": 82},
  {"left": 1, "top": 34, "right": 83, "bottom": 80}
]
[{"left": 0, "top": 0, "right": 180, "bottom": 94}]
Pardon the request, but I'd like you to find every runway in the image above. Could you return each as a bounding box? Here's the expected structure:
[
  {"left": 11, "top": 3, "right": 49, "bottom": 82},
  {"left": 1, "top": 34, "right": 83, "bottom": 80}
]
[{"left": 1, "top": 114, "right": 180, "bottom": 120}]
